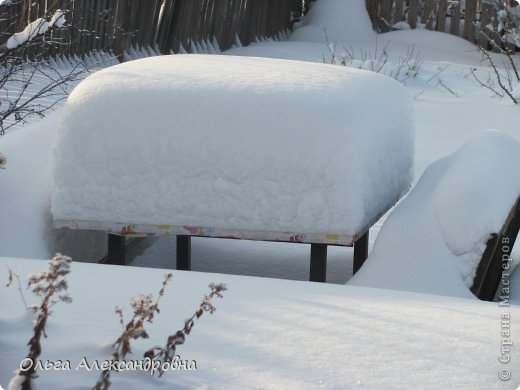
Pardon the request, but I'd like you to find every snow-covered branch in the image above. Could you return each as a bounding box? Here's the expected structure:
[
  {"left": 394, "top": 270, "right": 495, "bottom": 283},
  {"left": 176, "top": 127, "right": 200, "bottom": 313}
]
[
  {"left": 0, "top": 7, "right": 116, "bottom": 135},
  {"left": 2, "top": 9, "right": 66, "bottom": 52}
]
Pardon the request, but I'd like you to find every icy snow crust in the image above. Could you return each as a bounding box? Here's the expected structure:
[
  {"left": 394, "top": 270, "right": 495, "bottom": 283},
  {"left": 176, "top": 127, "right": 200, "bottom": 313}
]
[
  {"left": 350, "top": 131, "right": 520, "bottom": 298},
  {"left": 53, "top": 55, "right": 414, "bottom": 235}
]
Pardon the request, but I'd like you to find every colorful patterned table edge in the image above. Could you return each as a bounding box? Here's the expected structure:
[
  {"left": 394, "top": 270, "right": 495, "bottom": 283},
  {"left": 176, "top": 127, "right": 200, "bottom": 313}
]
[{"left": 53, "top": 220, "right": 356, "bottom": 246}]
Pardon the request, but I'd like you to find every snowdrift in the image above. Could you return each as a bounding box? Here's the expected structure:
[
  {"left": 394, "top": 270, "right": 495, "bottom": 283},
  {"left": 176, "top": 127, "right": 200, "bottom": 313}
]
[
  {"left": 290, "top": 0, "right": 376, "bottom": 44},
  {"left": 349, "top": 130, "right": 520, "bottom": 298},
  {"left": 52, "top": 54, "right": 413, "bottom": 241},
  {"left": 1, "top": 257, "right": 514, "bottom": 389}
]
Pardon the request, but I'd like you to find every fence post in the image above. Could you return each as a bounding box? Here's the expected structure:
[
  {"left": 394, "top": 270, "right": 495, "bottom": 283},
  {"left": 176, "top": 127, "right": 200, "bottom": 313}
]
[
  {"left": 394, "top": 0, "right": 404, "bottom": 25},
  {"left": 421, "top": 0, "right": 436, "bottom": 30},
  {"left": 436, "top": 0, "right": 447, "bottom": 32},
  {"left": 375, "top": 0, "right": 391, "bottom": 31},
  {"left": 408, "top": 0, "right": 418, "bottom": 29},
  {"left": 463, "top": 0, "right": 477, "bottom": 42},
  {"left": 479, "top": 2, "right": 494, "bottom": 48},
  {"left": 449, "top": 0, "right": 460, "bottom": 36},
  {"left": 365, "top": 0, "right": 380, "bottom": 31}
]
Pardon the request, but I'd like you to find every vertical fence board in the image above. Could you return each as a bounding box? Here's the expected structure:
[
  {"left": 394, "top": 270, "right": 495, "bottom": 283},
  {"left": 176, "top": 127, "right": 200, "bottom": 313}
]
[
  {"left": 0, "top": 4, "right": 10, "bottom": 46},
  {"left": 2, "top": 0, "right": 301, "bottom": 60},
  {"left": 436, "top": 0, "right": 447, "bottom": 32},
  {"left": 226, "top": 0, "right": 242, "bottom": 48},
  {"left": 242, "top": 0, "right": 254, "bottom": 45},
  {"left": 463, "top": 0, "right": 477, "bottom": 42},
  {"left": 135, "top": 0, "right": 150, "bottom": 49},
  {"left": 407, "top": 0, "right": 418, "bottom": 29},
  {"left": 394, "top": 0, "right": 404, "bottom": 24},
  {"left": 450, "top": 0, "right": 461, "bottom": 36},
  {"left": 479, "top": 2, "right": 491, "bottom": 47},
  {"left": 422, "top": 0, "right": 436, "bottom": 29},
  {"left": 172, "top": 0, "right": 190, "bottom": 52},
  {"left": 184, "top": 0, "right": 199, "bottom": 50},
  {"left": 156, "top": 0, "right": 176, "bottom": 53},
  {"left": 380, "top": 0, "right": 393, "bottom": 31}
]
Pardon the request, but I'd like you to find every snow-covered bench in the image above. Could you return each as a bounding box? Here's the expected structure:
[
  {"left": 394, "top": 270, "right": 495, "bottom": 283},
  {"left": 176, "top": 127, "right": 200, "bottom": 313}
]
[
  {"left": 349, "top": 131, "right": 520, "bottom": 300},
  {"left": 52, "top": 55, "right": 414, "bottom": 281}
]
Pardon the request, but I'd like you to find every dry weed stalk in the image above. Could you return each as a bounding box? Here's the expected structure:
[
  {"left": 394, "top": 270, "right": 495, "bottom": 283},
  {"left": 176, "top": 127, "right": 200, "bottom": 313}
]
[
  {"left": 144, "top": 283, "right": 227, "bottom": 377},
  {"left": 7, "top": 253, "right": 72, "bottom": 390},
  {"left": 93, "top": 272, "right": 173, "bottom": 390}
]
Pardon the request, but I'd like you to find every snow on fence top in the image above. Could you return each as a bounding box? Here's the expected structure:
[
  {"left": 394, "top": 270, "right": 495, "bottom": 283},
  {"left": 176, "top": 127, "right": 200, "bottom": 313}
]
[{"left": 52, "top": 55, "right": 414, "bottom": 244}]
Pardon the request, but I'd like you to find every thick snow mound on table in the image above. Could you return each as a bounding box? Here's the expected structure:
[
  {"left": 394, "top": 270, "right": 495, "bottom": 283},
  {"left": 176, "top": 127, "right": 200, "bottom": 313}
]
[
  {"left": 52, "top": 55, "right": 414, "bottom": 235},
  {"left": 350, "top": 130, "right": 520, "bottom": 298}
]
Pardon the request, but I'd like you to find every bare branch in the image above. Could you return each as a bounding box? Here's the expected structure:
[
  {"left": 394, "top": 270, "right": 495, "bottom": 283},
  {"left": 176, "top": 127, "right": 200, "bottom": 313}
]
[{"left": 477, "top": 44, "right": 518, "bottom": 103}]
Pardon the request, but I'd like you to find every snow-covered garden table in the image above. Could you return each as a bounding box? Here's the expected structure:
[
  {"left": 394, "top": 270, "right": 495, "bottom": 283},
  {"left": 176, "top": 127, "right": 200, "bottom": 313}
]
[{"left": 52, "top": 55, "right": 414, "bottom": 281}]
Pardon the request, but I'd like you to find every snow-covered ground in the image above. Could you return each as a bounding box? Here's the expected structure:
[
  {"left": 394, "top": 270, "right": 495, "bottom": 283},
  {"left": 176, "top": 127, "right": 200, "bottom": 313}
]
[
  {"left": 0, "top": 257, "right": 518, "bottom": 389},
  {"left": 350, "top": 130, "right": 520, "bottom": 298},
  {"left": 1, "top": 0, "right": 520, "bottom": 388}
]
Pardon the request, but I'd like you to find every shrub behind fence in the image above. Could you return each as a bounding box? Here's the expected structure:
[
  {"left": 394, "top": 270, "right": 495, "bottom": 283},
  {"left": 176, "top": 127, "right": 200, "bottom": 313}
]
[{"left": 366, "top": 0, "right": 517, "bottom": 48}]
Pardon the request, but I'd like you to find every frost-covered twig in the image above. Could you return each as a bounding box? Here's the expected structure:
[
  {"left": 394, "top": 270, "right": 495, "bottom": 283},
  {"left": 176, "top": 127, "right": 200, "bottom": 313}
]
[
  {"left": 425, "top": 64, "right": 450, "bottom": 83},
  {"left": 8, "top": 253, "right": 72, "bottom": 390},
  {"left": 478, "top": 30, "right": 519, "bottom": 82},
  {"left": 473, "top": 44, "right": 518, "bottom": 104},
  {"left": 437, "top": 78, "right": 458, "bottom": 97},
  {"left": 144, "top": 283, "right": 227, "bottom": 378},
  {"left": 6, "top": 266, "right": 28, "bottom": 309},
  {"left": 93, "top": 273, "right": 173, "bottom": 390},
  {"left": 470, "top": 67, "right": 504, "bottom": 98}
]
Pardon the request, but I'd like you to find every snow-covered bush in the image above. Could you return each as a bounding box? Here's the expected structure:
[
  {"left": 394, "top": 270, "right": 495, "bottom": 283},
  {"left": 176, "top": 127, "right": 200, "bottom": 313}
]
[
  {"left": 474, "top": 1, "right": 520, "bottom": 104},
  {"left": 6, "top": 10, "right": 66, "bottom": 51},
  {"left": 0, "top": 9, "right": 80, "bottom": 135},
  {"left": 495, "top": 3, "right": 520, "bottom": 48},
  {"left": 0, "top": 7, "right": 115, "bottom": 134}
]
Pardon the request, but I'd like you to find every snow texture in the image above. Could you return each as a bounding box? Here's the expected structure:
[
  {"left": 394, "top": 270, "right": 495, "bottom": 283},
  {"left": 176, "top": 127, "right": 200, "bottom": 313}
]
[
  {"left": 0, "top": 257, "right": 517, "bottom": 390},
  {"left": 350, "top": 130, "right": 520, "bottom": 298},
  {"left": 49, "top": 10, "right": 66, "bottom": 29},
  {"left": 392, "top": 21, "right": 412, "bottom": 30},
  {"left": 52, "top": 54, "right": 414, "bottom": 236},
  {"left": 0, "top": 111, "right": 57, "bottom": 258},
  {"left": 2, "top": 1, "right": 520, "bottom": 387},
  {"left": 7, "top": 18, "right": 49, "bottom": 49}
]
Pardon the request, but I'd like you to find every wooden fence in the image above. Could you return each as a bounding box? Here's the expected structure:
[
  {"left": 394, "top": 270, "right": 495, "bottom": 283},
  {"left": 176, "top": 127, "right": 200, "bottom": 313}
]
[
  {"left": 366, "top": 0, "right": 517, "bottom": 47},
  {"left": 0, "top": 0, "right": 305, "bottom": 59}
]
